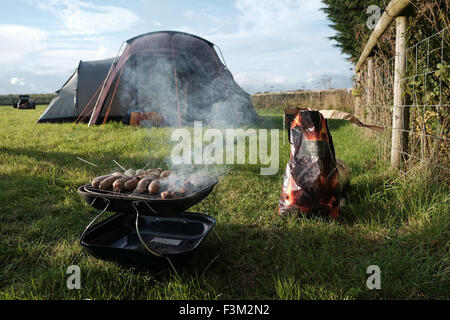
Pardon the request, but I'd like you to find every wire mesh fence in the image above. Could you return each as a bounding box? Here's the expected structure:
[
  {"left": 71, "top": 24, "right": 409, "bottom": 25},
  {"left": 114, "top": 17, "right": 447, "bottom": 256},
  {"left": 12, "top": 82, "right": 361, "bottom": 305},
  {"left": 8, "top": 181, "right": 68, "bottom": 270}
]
[
  {"left": 357, "top": 25, "right": 449, "bottom": 173},
  {"left": 251, "top": 89, "right": 355, "bottom": 113}
]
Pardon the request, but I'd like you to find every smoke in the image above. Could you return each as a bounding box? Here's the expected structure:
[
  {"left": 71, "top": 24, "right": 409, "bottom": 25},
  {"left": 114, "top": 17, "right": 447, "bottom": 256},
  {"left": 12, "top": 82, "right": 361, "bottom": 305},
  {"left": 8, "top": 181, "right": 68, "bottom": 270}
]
[
  {"left": 117, "top": 52, "right": 261, "bottom": 128},
  {"left": 159, "top": 169, "right": 221, "bottom": 195},
  {"left": 118, "top": 55, "right": 177, "bottom": 124},
  {"left": 115, "top": 46, "right": 263, "bottom": 182}
]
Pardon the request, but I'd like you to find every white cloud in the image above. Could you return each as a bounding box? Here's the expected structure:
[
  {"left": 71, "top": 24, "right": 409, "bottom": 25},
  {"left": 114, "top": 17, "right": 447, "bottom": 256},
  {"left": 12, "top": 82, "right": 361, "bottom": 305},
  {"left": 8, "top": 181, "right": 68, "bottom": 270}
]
[
  {"left": 234, "top": 0, "right": 315, "bottom": 34},
  {"left": 0, "top": 1, "right": 135, "bottom": 83},
  {"left": 0, "top": 24, "right": 47, "bottom": 62},
  {"left": 30, "top": 0, "right": 139, "bottom": 35},
  {"left": 96, "top": 45, "right": 107, "bottom": 59},
  {"left": 180, "top": 0, "right": 352, "bottom": 92},
  {"left": 0, "top": 1, "right": 124, "bottom": 82},
  {"left": 234, "top": 72, "right": 293, "bottom": 91},
  {"left": 10, "top": 77, "right": 26, "bottom": 86},
  {"left": 0, "top": 0, "right": 353, "bottom": 94},
  {"left": 0, "top": 0, "right": 134, "bottom": 93}
]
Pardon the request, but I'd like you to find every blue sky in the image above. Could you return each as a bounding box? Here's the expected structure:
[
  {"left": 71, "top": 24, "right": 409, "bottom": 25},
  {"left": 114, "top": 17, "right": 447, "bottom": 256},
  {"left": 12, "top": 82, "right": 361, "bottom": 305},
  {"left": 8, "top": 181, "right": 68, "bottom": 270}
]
[{"left": 0, "top": 0, "right": 354, "bottom": 94}]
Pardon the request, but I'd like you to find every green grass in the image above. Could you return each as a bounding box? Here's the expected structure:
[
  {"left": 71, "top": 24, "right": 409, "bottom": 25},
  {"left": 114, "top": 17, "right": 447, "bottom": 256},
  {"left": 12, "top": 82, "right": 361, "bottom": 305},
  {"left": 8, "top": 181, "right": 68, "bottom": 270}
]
[{"left": 0, "top": 105, "right": 448, "bottom": 300}]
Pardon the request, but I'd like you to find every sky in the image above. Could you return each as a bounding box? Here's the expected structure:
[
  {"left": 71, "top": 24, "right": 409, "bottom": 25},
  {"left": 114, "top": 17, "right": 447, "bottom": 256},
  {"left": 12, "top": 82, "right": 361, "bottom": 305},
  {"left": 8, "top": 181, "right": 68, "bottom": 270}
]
[{"left": 0, "top": 0, "right": 354, "bottom": 94}]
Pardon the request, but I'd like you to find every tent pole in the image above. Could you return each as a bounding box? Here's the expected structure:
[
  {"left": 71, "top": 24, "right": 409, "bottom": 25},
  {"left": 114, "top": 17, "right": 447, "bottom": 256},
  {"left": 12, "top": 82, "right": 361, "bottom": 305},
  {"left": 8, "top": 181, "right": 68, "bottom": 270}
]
[
  {"left": 214, "top": 44, "right": 227, "bottom": 68},
  {"left": 210, "top": 46, "right": 222, "bottom": 72},
  {"left": 88, "top": 60, "right": 116, "bottom": 126},
  {"left": 102, "top": 66, "right": 124, "bottom": 125},
  {"left": 88, "top": 42, "right": 125, "bottom": 126},
  {"left": 74, "top": 79, "right": 105, "bottom": 124}
]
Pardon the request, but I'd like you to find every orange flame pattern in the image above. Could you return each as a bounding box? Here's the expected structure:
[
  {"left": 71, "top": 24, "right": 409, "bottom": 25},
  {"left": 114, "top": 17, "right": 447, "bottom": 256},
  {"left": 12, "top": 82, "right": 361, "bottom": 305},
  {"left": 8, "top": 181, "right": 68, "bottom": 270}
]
[{"left": 279, "top": 111, "right": 340, "bottom": 219}]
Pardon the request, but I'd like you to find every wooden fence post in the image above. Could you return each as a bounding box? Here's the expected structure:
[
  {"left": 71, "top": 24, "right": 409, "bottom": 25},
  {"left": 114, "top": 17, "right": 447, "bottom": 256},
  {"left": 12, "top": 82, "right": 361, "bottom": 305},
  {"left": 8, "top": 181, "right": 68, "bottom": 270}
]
[
  {"left": 391, "top": 15, "right": 408, "bottom": 167},
  {"left": 367, "top": 57, "right": 374, "bottom": 122},
  {"left": 354, "top": 72, "right": 361, "bottom": 118}
]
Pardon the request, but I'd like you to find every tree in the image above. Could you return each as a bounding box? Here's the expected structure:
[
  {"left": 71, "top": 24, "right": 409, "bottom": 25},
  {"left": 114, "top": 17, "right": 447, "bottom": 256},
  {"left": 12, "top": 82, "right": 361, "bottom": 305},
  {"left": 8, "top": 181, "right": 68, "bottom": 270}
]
[
  {"left": 321, "top": 0, "right": 449, "bottom": 63},
  {"left": 321, "top": 0, "right": 389, "bottom": 62}
]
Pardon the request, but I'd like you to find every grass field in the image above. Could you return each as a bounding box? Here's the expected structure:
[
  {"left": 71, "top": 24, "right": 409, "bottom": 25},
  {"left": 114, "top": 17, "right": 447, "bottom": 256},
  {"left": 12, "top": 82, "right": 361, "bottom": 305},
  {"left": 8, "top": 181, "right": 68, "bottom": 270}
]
[{"left": 0, "top": 105, "right": 448, "bottom": 299}]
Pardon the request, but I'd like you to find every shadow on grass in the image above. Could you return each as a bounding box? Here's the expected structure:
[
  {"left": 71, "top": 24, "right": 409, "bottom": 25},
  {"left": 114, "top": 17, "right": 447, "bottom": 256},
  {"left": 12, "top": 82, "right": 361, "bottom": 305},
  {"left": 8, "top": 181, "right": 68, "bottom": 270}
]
[
  {"left": 2, "top": 170, "right": 446, "bottom": 299},
  {"left": 338, "top": 172, "right": 393, "bottom": 225},
  {"left": 3, "top": 209, "right": 446, "bottom": 299},
  {"left": 88, "top": 219, "right": 382, "bottom": 299},
  {"left": 89, "top": 202, "right": 448, "bottom": 299}
]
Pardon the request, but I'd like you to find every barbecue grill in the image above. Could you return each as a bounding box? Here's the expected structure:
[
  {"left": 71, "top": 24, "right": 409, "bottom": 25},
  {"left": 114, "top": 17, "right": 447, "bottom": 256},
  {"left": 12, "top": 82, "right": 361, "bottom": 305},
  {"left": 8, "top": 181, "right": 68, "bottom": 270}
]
[
  {"left": 77, "top": 176, "right": 219, "bottom": 268},
  {"left": 78, "top": 176, "right": 218, "bottom": 216},
  {"left": 81, "top": 212, "right": 216, "bottom": 265}
]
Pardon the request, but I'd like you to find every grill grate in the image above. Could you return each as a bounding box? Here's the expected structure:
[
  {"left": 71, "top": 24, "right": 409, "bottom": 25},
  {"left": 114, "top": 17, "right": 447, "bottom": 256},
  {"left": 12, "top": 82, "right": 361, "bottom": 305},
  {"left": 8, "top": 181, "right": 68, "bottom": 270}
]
[{"left": 83, "top": 177, "right": 218, "bottom": 202}]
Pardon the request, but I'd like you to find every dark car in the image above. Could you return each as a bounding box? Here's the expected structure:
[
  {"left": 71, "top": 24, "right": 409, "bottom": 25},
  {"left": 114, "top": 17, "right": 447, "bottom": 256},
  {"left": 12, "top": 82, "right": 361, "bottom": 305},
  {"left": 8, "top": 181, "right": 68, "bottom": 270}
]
[{"left": 16, "top": 95, "right": 36, "bottom": 109}]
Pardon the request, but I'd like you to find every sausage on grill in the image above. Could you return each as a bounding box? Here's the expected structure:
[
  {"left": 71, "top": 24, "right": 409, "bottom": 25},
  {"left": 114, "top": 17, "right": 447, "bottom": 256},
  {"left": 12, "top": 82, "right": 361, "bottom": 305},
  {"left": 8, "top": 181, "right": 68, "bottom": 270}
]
[
  {"left": 160, "top": 170, "right": 172, "bottom": 179},
  {"left": 148, "top": 180, "right": 160, "bottom": 194},
  {"left": 134, "top": 177, "right": 153, "bottom": 193},
  {"left": 124, "top": 169, "right": 136, "bottom": 177},
  {"left": 161, "top": 190, "right": 174, "bottom": 200},
  {"left": 124, "top": 178, "right": 140, "bottom": 192},
  {"left": 143, "top": 169, "right": 161, "bottom": 179},
  {"left": 144, "top": 168, "right": 162, "bottom": 175},
  {"left": 91, "top": 174, "right": 112, "bottom": 188},
  {"left": 174, "top": 181, "right": 194, "bottom": 197},
  {"left": 99, "top": 175, "right": 126, "bottom": 190},
  {"left": 113, "top": 176, "right": 133, "bottom": 192},
  {"left": 92, "top": 172, "right": 125, "bottom": 188}
]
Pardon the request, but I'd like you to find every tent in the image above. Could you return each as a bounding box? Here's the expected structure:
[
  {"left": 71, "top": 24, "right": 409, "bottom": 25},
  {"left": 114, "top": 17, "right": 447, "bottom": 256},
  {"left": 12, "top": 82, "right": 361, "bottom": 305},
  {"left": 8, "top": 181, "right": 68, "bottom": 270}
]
[
  {"left": 37, "top": 58, "right": 115, "bottom": 123},
  {"left": 38, "top": 31, "right": 261, "bottom": 126}
]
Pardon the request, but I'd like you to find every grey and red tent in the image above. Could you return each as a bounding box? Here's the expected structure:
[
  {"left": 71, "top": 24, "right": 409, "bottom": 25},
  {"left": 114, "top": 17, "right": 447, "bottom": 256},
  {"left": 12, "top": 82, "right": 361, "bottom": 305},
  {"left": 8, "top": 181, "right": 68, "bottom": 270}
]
[
  {"left": 38, "top": 31, "right": 260, "bottom": 126},
  {"left": 37, "top": 57, "right": 114, "bottom": 123}
]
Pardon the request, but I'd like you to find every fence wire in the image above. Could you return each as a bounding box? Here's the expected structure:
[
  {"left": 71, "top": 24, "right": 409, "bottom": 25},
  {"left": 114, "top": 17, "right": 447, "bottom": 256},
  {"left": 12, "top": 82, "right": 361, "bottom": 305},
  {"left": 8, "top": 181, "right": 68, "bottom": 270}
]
[{"left": 358, "top": 26, "right": 449, "bottom": 173}]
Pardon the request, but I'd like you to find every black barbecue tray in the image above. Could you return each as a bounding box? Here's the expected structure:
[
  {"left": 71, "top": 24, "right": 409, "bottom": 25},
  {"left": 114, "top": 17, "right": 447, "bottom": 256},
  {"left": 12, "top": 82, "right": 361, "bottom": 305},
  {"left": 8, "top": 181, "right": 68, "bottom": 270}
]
[
  {"left": 80, "top": 211, "right": 216, "bottom": 265},
  {"left": 77, "top": 177, "right": 218, "bottom": 216}
]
